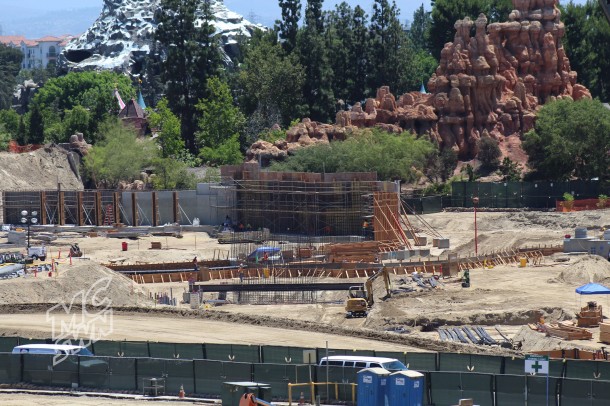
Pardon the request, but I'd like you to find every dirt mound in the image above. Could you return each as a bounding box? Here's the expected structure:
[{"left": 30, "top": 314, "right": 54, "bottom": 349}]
[
  {"left": 0, "top": 147, "right": 83, "bottom": 191},
  {"left": 0, "top": 263, "right": 150, "bottom": 307},
  {"left": 552, "top": 255, "right": 610, "bottom": 285}
]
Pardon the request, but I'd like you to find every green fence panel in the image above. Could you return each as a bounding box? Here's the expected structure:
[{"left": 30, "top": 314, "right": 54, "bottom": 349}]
[
  {"left": 596, "top": 361, "right": 610, "bottom": 381},
  {"left": 0, "top": 353, "right": 21, "bottom": 383},
  {"left": 261, "top": 345, "right": 312, "bottom": 364},
  {"left": 526, "top": 375, "right": 560, "bottom": 406},
  {"left": 205, "top": 343, "right": 260, "bottom": 363},
  {"left": 469, "top": 354, "right": 503, "bottom": 375},
  {"left": 22, "top": 354, "right": 79, "bottom": 387},
  {"left": 429, "top": 371, "right": 462, "bottom": 405},
  {"left": 503, "top": 357, "right": 524, "bottom": 375},
  {"left": 561, "top": 378, "right": 594, "bottom": 406},
  {"left": 136, "top": 358, "right": 166, "bottom": 392},
  {"left": 549, "top": 359, "right": 565, "bottom": 378},
  {"left": 194, "top": 360, "right": 223, "bottom": 396},
  {"left": 174, "top": 343, "right": 204, "bottom": 360},
  {"left": 22, "top": 354, "right": 54, "bottom": 386},
  {"left": 421, "top": 196, "right": 443, "bottom": 214},
  {"left": 193, "top": 360, "right": 252, "bottom": 396},
  {"left": 323, "top": 348, "right": 375, "bottom": 358},
  {"left": 79, "top": 356, "right": 109, "bottom": 389},
  {"left": 50, "top": 355, "right": 80, "bottom": 387},
  {"left": 438, "top": 353, "right": 471, "bottom": 372},
  {"left": 165, "top": 359, "right": 195, "bottom": 395},
  {"left": 315, "top": 366, "right": 358, "bottom": 401},
  {"left": 107, "top": 357, "right": 137, "bottom": 391},
  {"left": 495, "top": 374, "right": 526, "bottom": 405},
  {"left": 592, "top": 380, "right": 610, "bottom": 405},
  {"left": 120, "top": 341, "right": 149, "bottom": 358},
  {"left": 252, "top": 363, "right": 302, "bottom": 399},
  {"left": 405, "top": 352, "right": 437, "bottom": 372},
  {"left": 0, "top": 337, "right": 19, "bottom": 353},
  {"left": 460, "top": 373, "right": 494, "bottom": 406},
  {"left": 91, "top": 340, "right": 121, "bottom": 357},
  {"left": 148, "top": 343, "right": 176, "bottom": 360},
  {"left": 565, "top": 360, "right": 603, "bottom": 381}
]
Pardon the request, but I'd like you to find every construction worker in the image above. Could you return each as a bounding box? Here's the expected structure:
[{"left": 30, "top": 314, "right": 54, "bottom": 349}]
[{"left": 462, "top": 269, "right": 470, "bottom": 287}]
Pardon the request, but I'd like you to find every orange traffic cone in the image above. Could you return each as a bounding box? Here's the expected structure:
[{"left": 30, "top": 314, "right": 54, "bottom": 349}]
[{"left": 178, "top": 384, "right": 185, "bottom": 399}]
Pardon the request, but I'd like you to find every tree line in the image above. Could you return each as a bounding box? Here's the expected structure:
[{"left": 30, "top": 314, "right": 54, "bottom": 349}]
[{"left": 1, "top": 0, "right": 610, "bottom": 188}]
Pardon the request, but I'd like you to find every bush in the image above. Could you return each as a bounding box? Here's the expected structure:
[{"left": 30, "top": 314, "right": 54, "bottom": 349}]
[{"left": 478, "top": 137, "right": 501, "bottom": 170}]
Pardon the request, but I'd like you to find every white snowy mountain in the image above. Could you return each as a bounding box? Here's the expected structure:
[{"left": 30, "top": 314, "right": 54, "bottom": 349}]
[{"left": 59, "top": 0, "right": 264, "bottom": 73}]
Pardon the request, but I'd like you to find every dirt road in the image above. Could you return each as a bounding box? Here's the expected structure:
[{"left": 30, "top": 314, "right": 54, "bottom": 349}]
[{"left": 0, "top": 312, "right": 419, "bottom": 352}]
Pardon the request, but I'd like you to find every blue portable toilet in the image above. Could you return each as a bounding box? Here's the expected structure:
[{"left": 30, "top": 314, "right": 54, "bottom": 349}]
[
  {"left": 388, "top": 370, "right": 425, "bottom": 406},
  {"left": 357, "top": 367, "right": 390, "bottom": 406}
]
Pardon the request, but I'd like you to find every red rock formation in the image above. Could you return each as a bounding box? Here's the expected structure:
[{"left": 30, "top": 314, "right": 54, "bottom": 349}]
[{"left": 247, "top": 0, "right": 591, "bottom": 163}]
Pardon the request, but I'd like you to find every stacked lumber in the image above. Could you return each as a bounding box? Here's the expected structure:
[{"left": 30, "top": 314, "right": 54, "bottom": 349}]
[
  {"left": 545, "top": 323, "right": 593, "bottom": 340},
  {"left": 600, "top": 323, "right": 610, "bottom": 344},
  {"left": 577, "top": 302, "right": 603, "bottom": 327},
  {"left": 328, "top": 241, "right": 381, "bottom": 263}
]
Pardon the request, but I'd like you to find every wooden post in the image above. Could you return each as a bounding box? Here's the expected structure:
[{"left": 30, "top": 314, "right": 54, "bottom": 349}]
[
  {"left": 172, "top": 191, "right": 179, "bottom": 224},
  {"left": 77, "top": 191, "right": 84, "bottom": 226},
  {"left": 95, "top": 191, "right": 103, "bottom": 226},
  {"left": 58, "top": 191, "right": 65, "bottom": 226},
  {"left": 131, "top": 192, "right": 138, "bottom": 226},
  {"left": 152, "top": 191, "right": 159, "bottom": 227},
  {"left": 113, "top": 192, "right": 121, "bottom": 224},
  {"left": 40, "top": 191, "right": 47, "bottom": 225}
]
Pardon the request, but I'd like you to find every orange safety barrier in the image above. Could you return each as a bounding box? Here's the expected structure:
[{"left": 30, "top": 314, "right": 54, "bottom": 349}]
[{"left": 556, "top": 198, "right": 609, "bottom": 212}]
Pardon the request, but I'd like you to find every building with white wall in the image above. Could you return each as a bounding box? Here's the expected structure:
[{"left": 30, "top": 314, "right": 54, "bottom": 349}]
[{"left": 0, "top": 35, "right": 72, "bottom": 69}]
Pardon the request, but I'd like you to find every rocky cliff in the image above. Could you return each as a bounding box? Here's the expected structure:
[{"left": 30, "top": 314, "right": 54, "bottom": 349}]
[
  {"left": 60, "top": 0, "right": 262, "bottom": 73},
  {"left": 248, "top": 0, "right": 591, "bottom": 164}
]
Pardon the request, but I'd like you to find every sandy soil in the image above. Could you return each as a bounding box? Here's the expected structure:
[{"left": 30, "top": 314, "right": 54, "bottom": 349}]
[
  {"left": 0, "top": 392, "right": 213, "bottom": 405},
  {"left": 2, "top": 209, "right": 610, "bottom": 356}
]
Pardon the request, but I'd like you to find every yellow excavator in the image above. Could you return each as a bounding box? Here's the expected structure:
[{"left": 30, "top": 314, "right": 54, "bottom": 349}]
[{"left": 345, "top": 267, "right": 391, "bottom": 318}]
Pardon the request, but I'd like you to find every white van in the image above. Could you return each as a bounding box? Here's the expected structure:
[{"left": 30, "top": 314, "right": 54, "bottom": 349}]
[
  {"left": 12, "top": 344, "right": 93, "bottom": 356},
  {"left": 319, "top": 355, "right": 407, "bottom": 372}
]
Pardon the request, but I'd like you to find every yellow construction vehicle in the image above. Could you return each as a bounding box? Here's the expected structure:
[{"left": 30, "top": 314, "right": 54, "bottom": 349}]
[{"left": 345, "top": 267, "right": 391, "bottom": 318}]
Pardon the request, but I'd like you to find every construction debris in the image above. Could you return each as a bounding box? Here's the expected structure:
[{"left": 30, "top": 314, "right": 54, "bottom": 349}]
[
  {"left": 530, "top": 321, "right": 594, "bottom": 341},
  {"left": 576, "top": 301, "right": 603, "bottom": 327}
]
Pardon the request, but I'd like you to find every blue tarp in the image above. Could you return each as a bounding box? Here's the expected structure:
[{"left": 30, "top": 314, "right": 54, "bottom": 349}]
[{"left": 575, "top": 283, "right": 610, "bottom": 295}]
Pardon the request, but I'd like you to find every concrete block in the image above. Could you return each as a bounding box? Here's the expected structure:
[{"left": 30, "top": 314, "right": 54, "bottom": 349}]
[{"left": 437, "top": 238, "right": 450, "bottom": 249}]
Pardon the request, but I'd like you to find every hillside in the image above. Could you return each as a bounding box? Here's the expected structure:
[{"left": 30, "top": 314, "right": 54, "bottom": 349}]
[{"left": 0, "top": 147, "right": 84, "bottom": 191}]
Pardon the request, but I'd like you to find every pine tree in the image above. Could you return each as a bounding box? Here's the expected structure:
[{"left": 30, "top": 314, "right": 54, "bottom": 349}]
[
  {"left": 409, "top": 4, "right": 431, "bottom": 52},
  {"left": 155, "top": 0, "right": 222, "bottom": 153},
  {"left": 351, "top": 6, "right": 369, "bottom": 102},
  {"left": 28, "top": 103, "right": 44, "bottom": 144},
  {"left": 326, "top": 3, "right": 355, "bottom": 106},
  {"left": 276, "top": 0, "right": 301, "bottom": 54},
  {"left": 298, "top": 0, "right": 335, "bottom": 122},
  {"left": 368, "top": 0, "right": 404, "bottom": 93}
]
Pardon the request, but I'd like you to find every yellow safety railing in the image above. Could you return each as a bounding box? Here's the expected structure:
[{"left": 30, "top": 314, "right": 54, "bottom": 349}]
[{"left": 287, "top": 382, "right": 357, "bottom": 405}]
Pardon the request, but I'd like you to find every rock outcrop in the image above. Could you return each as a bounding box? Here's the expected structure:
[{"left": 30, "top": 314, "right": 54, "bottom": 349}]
[
  {"left": 248, "top": 0, "right": 591, "bottom": 163},
  {"left": 60, "top": 0, "right": 263, "bottom": 74}
]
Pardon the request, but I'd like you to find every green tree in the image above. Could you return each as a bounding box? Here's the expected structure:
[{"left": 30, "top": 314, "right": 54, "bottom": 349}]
[
  {"left": 429, "top": 0, "right": 512, "bottom": 58},
  {"left": 196, "top": 77, "right": 245, "bottom": 163},
  {"left": 28, "top": 102, "right": 45, "bottom": 144},
  {"left": 155, "top": 0, "right": 222, "bottom": 152},
  {"left": 351, "top": 6, "right": 370, "bottom": 101},
  {"left": 409, "top": 3, "right": 432, "bottom": 52},
  {"left": 297, "top": 0, "right": 335, "bottom": 122},
  {"left": 238, "top": 30, "right": 305, "bottom": 128},
  {"left": 150, "top": 157, "right": 197, "bottom": 190},
  {"left": 477, "top": 137, "right": 501, "bottom": 170},
  {"left": 28, "top": 71, "right": 134, "bottom": 143},
  {"left": 147, "top": 98, "right": 184, "bottom": 158},
  {"left": 84, "top": 118, "right": 157, "bottom": 188},
  {"left": 62, "top": 105, "right": 91, "bottom": 141},
  {"left": 199, "top": 134, "right": 244, "bottom": 166},
  {"left": 276, "top": 0, "right": 302, "bottom": 54},
  {"left": 0, "top": 123, "right": 11, "bottom": 151},
  {"left": 523, "top": 98, "right": 610, "bottom": 180},
  {"left": 325, "top": 3, "right": 355, "bottom": 105},
  {"left": 271, "top": 128, "right": 436, "bottom": 182},
  {"left": 562, "top": 1, "right": 610, "bottom": 101},
  {"left": 368, "top": 0, "right": 406, "bottom": 92},
  {"left": 0, "top": 44, "right": 23, "bottom": 110},
  {"left": 0, "top": 109, "right": 20, "bottom": 136}
]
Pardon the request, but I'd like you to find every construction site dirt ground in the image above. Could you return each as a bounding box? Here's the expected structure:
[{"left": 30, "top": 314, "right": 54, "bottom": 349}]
[{"left": 2, "top": 210, "right": 610, "bottom": 356}]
